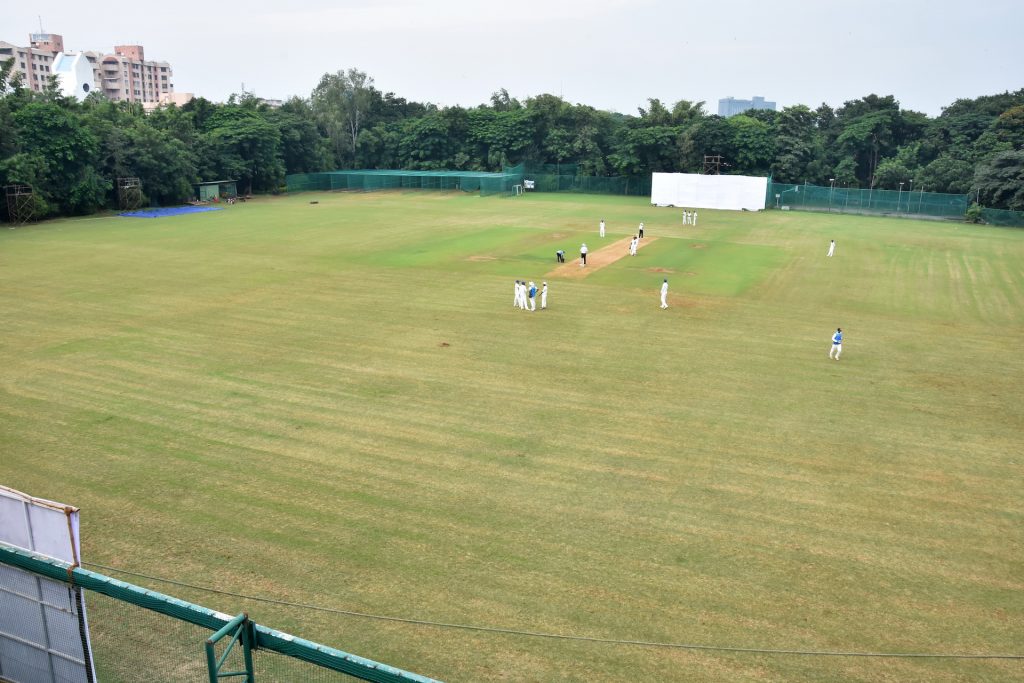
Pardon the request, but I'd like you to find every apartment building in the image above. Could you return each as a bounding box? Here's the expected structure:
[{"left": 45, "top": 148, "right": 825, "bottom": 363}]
[
  {"left": 718, "top": 96, "right": 777, "bottom": 118},
  {"left": 1, "top": 32, "right": 174, "bottom": 104},
  {"left": 0, "top": 35, "right": 59, "bottom": 93}
]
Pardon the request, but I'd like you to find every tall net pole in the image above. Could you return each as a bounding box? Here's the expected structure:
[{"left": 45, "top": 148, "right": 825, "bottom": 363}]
[{"left": 5, "top": 184, "right": 37, "bottom": 225}]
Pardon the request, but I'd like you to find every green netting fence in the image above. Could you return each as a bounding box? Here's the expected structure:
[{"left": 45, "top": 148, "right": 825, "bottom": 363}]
[
  {"left": 527, "top": 173, "right": 652, "bottom": 196},
  {"left": 524, "top": 163, "right": 651, "bottom": 196},
  {"left": 0, "top": 542, "right": 442, "bottom": 683},
  {"left": 286, "top": 166, "right": 524, "bottom": 197},
  {"left": 766, "top": 181, "right": 970, "bottom": 219},
  {"left": 979, "top": 207, "right": 1024, "bottom": 227},
  {"left": 285, "top": 167, "right": 1024, "bottom": 224},
  {"left": 288, "top": 164, "right": 651, "bottom": 198}
]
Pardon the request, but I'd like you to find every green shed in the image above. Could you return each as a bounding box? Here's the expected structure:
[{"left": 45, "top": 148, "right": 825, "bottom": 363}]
[{"left": 195, "top": 180, "right": 238, "bottom": 202}]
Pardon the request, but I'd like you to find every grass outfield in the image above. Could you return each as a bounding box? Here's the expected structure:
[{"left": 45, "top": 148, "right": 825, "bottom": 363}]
[{"left": 1, "top": 191, "right": 1022, "bottom": 682}]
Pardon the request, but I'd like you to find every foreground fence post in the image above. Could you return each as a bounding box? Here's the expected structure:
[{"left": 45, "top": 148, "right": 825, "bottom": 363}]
[{"left": 206, "top": 612, "right": 255, "bottom": 682}]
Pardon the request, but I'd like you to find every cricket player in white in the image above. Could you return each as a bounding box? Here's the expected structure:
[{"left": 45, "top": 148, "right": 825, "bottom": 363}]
[
  {"left": 513, "top": 280, "right": 520, "bottom": 308},
  {"left": 541, "top": 282, "right": 548, "bottom": 309},
  {"left": 683, "top": 210, "right": 690, "bottom": 225},
  {"left": 692, "top": 210, "right": 698, "bottom": 226},
  {"left": 629, "top": 236, "right": 638, "bottom": 255},
  {"left": 516, "top": 280, "right": 526, "bottom": 310},
  {"left": 599, "top": 219, "right": 605, "bottom": 238},
  {"left": 828, "top": 239, "right": 836, "bottom": 257},
  {"left": 660, "top": 279, "right": 669, "bottom": 308},
  {"left": 829, "top": 327, "right": 843, "bottom": 360}
]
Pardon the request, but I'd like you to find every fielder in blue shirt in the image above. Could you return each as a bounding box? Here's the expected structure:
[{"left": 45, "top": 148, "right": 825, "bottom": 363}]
[{"left": 829, "top": 327, "right": 843, "bottom": 360}]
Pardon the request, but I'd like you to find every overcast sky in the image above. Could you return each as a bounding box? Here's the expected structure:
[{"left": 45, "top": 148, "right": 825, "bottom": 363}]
[{"left": 9, "top": 0, "right": 1022, "bottom": 116}]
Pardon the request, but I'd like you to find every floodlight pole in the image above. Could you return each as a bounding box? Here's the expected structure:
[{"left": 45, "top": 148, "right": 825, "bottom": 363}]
[
  {"left": 828, "top": 178, "right": 835, "bottom": 213},
  {"left": 918, "top": 186, "right": 924, "bottom": 213},
  {"left": 909, "top": 179, "right": 914, "bottom": 213},
  {"left": 898, "top": 182, "right": 904, "bottom": 213}
]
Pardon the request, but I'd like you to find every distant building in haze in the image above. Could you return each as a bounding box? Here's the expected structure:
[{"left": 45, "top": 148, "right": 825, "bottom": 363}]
[
  {"left": 1, "top": 32, "right": 177, "bottom": 105},
  {"left": 718, "top": 96, "right": 776, "bottom": 117}
]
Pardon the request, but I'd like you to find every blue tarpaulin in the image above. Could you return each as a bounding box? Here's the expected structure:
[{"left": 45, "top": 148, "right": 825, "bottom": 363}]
[{"left": 119, "top": 206, "right": 223, "bottom": 218}]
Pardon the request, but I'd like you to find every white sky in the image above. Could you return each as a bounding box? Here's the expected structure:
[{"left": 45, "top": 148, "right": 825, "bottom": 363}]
[{"left": 9, "top": 0, "right": 1022, "bottom": 116}]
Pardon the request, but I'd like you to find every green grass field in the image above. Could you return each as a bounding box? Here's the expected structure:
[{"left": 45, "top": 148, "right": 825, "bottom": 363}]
[{"left": 1, "top": 191, "right": 1022, "bottom": 682}]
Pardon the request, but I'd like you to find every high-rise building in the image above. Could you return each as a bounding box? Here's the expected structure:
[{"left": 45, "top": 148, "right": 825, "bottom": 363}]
[
  {"left": 718, "top": 96, "right": 776, "bottom": 117},
  {"left": 1, "top": 33, "right": 175, "bottom": 104},
  {"left": 0, "top": 36, "right": 58, "bottom": 93}
]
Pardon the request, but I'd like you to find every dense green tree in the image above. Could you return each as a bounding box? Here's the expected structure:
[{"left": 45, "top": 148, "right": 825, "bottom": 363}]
[
  {"left": 399, "top": 113, "right": 457, "bottom": 169},
  {"left": 770, "top": 105, "right": 817, "bottom": 182},
  {"left": 10, "top": 102, "right": 108, "bottom": 214},
  {"left": 311, "top": 68, "right": 374, "bottom": 167},
  {"left": 467, "top": 107, "right": 535, "bottom": 169},
  {"left": 915, "top": 155, "right": 975, "bottom": 194},
  {"left": 122, "top": 125, "right": 196, "bottom": 203},
  {"left": 834, "top": 103, "right": 899, "bottom": 187},
  {"left": 872, "top": 157, "right": 913, "bottom": 190},
  {"left": 199, "top": 106, "right": 284, "bottom": 192},
  {"left": 727, "top": 115, "right": 775, "bottom": 175},
  {"left": 991, "top": 105, "right": 1024, "bottom": 149},
  {"left": 690, "top": 115, "right": 734, "bottom": 169},
  {"left": 972, "top": 149, "right": 1024, "bottom": 210},
  {"left": 271, "top": 98, "right": 330, "bottom": 174},
  {"left": 3, "top": 60, "right": 1024, "bottom": 220}
]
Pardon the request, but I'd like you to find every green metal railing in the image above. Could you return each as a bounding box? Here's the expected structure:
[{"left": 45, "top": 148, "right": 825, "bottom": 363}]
[{"left": 0, "top": 541, "right": 441, "bottom": 683}]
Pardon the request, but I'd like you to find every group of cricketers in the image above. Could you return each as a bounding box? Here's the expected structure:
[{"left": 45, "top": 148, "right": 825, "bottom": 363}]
[
  {"left": 517, "top": 216, "right": 845, "bottom": 360},
  {"left": 512, "top": 279, "right": 547, "bottom": 311}
]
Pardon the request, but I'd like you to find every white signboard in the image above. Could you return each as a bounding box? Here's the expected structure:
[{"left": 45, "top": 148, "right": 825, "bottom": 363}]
[
  {"left": 651, "top": 172, "right": 768, "bottom": 211},
  {"left": 0, "top": 485, "right": 96, "bottom": 683}
]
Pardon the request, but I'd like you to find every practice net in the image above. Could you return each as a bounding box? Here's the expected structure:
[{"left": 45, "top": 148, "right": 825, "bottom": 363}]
[
  {"left": 287, "top": 166, "right": 524, "bottom": 197},
  {"left": 766, "top": 181, "right": 969, "bottom": 219}
]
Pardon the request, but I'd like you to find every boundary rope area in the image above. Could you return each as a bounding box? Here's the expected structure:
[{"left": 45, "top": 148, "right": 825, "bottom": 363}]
[{"left": 83, "top": 562, "right": 1022, "bottom": 661}]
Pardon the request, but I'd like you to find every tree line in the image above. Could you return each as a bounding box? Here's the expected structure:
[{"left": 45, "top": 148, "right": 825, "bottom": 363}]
[{"left": 1, "top": 60, "right": 1022, "bottom": 219}]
